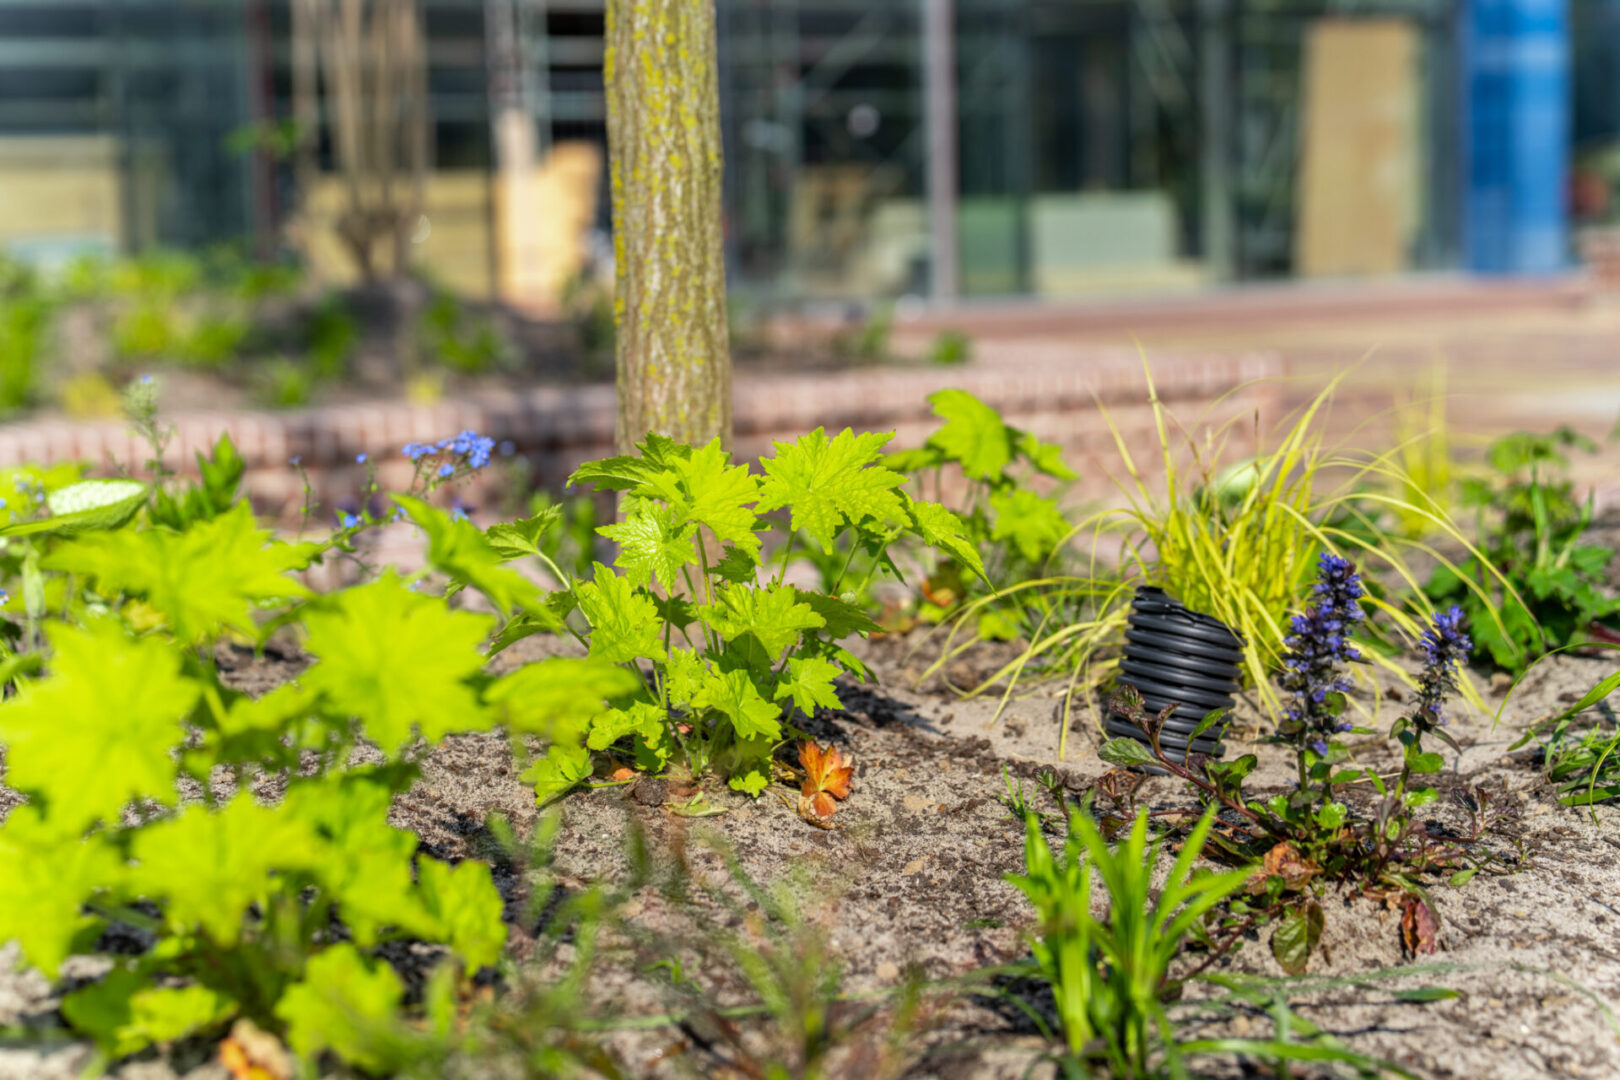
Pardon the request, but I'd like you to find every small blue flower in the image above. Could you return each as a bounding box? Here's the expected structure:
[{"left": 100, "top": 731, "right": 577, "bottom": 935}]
[
  {"left": 438, "top": 463, "right": 455, "bottom": 478},
  {"left": 139, "top": 374, "right": 153, "bottom": 384},
  {"left": 340, "top": 512, "right": 360, "bottom": 529},
  {"left": 289, "top": 455, "right": 302, "bottom": 467},
  {"left": 356, "top": 452, "right": 368, "bottom": 464},
  {"left": 450, "top": 506, "right": 470, "bottom": 523}
]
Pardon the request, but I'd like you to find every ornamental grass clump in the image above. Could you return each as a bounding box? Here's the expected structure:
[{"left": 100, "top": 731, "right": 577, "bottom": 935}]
[{"left": 930, "top": 363, "right": 1505, "bottom": 755}]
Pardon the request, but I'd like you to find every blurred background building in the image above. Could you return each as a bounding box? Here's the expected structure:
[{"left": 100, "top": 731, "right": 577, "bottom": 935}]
[{"left": 0, "top": 0, "right": 1598, "bottom": 311}]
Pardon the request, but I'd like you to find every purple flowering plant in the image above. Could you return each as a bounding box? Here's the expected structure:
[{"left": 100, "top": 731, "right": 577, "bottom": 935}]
[{"left": 1098, "top": 558, "right": 1513, "bottom": 975}]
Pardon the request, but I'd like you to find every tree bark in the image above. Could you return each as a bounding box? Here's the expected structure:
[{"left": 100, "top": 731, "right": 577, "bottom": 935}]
[{"left": 605, "top": 0, "right": 733, "bottom": 453}]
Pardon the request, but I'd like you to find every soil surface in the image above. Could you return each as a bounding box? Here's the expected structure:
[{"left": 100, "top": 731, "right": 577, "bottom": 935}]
[{"left": 4, "top": 623, "right": 1620, "bottom": 1079}]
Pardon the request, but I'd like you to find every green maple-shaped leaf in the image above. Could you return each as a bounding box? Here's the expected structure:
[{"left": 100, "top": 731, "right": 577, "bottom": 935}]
[
  {"left": 1015, "top": 430, "right": 1077, "bottom": 480},
  {"left": 905, "top": 496, "right": 987, "bottom": 579},
  {"left": 712, "top": 545, "right": 760, "bottom": 584},
  {"left": 301, "top": 573, "right": 494, "bottom": 754},
  {"left": 281, "top": 774, "right": 425, "bottom": 947},
  {"left": 521, "top": 742, "right": 592, "bottom": 804},
  {"left": 415, "top": 858, "right": 507, "bottom": 972},
  {"left": 0, "top": 807, "right": 122, "bottom": 977},
  {"left": 774, "top": 655, "right": 843, "bottom": 714},
  {"left": 641, "top": 439, "right": 763, "bottom": 557},
  {"left": 396, "top": 496, "right": 550, "bottom": 621},
  {"left": 756, "top": 428, "right": 907, "bottom": 552},
  {"left": 695, "top": 669, "right": 782, "bottom": 741},
  {"left": 484, "top": 505, "right": 562, "bottom": 561},
  {"left": 486, "top": 657, "right": 642, "bottom": 737},
  {"left": 989, "top": 489, "right": 1071, "bottom": 562},
  {"left": 598, "top": 499, "right": 699, "bottom": 593},
  {"left": 795, "top": 589, "right": 881, "bottom": 638},
  {"left": 129, "top": 794, "right": 322, "bottom": 945},
  {"left": 203, "top": 681, "right": 322, "bottom": 767},
  {"left": 576, "top": 563, "right": 667, "bottom": 663},
  {"left": 62, "top": 967, "right": 236, "bottom": 1059},
  {"left": 699, "top": 582, "right": 825, "bottom": 657},
  {"left": 568, "top": 433, "right": 691, "bottom": 491},
  {"left": 664, "top": 647, "right": 709, "bottom": 706},
  {"left": 276, "top": 944, "right": 407, "bottom": 1073},
  {"left": 723, "top": 735, "right": 777, "bottom": 796},
  {"left": 44, "top": 502, "right": 311, "bottom": 642},
  {"left": 586, "top": 700, "right": 667, "bottom": 751},
  {"left": 0, "top": 619, "right": 200, "bottom": 832},
  {"left": 926, "top": 389, "right": 1014, "bottom": 483}
]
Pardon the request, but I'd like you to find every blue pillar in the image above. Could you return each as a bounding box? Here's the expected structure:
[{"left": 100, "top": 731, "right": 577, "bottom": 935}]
[{"left": 1465, "top": 0, "right": 1570, "bottom": 274}]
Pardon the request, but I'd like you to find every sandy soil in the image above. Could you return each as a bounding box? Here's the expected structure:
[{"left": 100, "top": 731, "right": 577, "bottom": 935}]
[{"left": 4, "top": 622, "right": 1620, "bottom": 1079}]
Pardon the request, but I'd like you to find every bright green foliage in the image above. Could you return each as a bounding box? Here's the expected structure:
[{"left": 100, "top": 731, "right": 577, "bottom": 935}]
[
  {"left": 533, "top": 430, "right": 973, "bottom": 798},
  {"left": 415, "top": 859, "right": 508, "bottom": 973},
  {"left": 775, "top": 655, "right": 843, "bottom": 714},
  {"left": 0, "top": 477, "right": 626, "bottom": 1072},
  {"left": 0, "top": 619, "right": 200, "bottom": 831},
  {"left": 63, "top": 968, "right": 236, "bottom": 1058},
  {"left": 989, "top": 488, "right": 1072, "bottom": 564},
  {"left": 45, "top": 502, "right": 311, "bottom": 642},
  {"left": 277, "top": 944, "right": 410, "bottom": 1073},
  {"left": 576, "top": 563, "right": 668, "bottom": 663},
  {"left": 598, "top": 499, "right": 699, "bottom": 592},
  {"left": 1425, "top": 427, "right": 1620, "bottom": 673},
  {"left": 148, "top": 433, "right": 245, "bottom": 529},
  {"left": 884, "top": 388, "right": 1075, "bottom": 638},
  {"left": 129, "top": 796, "right": 321, "bottom": 945},
  {"left": 484, "top": 505, "right": 562, "bottom": 561},
  {"left": 0, "top": 809, "right": 121, "bottom": 977},
  {"left": 396, "top": 495, "right": 546, "bottom": 619},
  {"left": 700, "top": 582, "right": 825, "bottom": 656},
  {"left": 1010, "top": 804, "right": 1250, "bottom": 1074},
  {"left": 757, "top": 428, "right": 908, "bottom": 553},
  {"left": 301, "top": 573, "right": 494, "bottom": 752},
  {"left": 0, "top": 478, "right": 147, "bottom": 538}
]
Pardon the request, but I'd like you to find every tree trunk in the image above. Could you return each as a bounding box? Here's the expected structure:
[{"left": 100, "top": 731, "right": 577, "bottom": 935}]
[{"left": 605, "top": 0, "right": 733, "bottom": 453}]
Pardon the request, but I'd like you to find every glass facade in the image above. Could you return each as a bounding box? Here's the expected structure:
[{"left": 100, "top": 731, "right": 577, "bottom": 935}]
[{"left": 0, "top": 0, "right": 1578, "bottom": 303}]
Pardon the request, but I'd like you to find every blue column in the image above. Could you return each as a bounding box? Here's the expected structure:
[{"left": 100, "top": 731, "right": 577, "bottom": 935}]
[{"left": 1465, "top": 0, "right": 1570, "bottom": 274}]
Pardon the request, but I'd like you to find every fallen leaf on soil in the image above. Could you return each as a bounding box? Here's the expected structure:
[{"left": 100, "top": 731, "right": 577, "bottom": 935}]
[
  {"left": 798, "top": 740, "right": 853, "bottom": 821},
  {"left": 1401, "top": 894, "right": 1440, "bottom": 956},
  {"left": 1249, "top": 842, "right": 1320, "bottom": 893},
  {"left": 220, "top": 1019, "right": 292, "bottom": 1080},
  {"left": 608, "top": 766, "right": 636, "bottom": 782}
]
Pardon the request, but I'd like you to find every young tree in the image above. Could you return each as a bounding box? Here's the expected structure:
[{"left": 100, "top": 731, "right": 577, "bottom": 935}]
[{"left": 605, "top": 0, "right": 733, "bottom": 452}]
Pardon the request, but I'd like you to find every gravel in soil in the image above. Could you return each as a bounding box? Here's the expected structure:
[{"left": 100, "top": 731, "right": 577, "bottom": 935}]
[{"left": 5, "top": 631, "right": 1620, "bottom": 1078}]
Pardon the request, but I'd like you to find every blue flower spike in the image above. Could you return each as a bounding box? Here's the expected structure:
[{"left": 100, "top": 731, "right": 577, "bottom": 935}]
[{"left": 1278, "top": 552, "right": 1367, "bottom": 753}]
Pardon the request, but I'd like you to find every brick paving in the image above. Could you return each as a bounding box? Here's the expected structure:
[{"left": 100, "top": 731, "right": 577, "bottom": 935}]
[
  {"left": 0, "top": 348, "right": 1284, "bottom": 524},
  {"left": 9, "top": 275, "right": 1619, "bottom": 524}
]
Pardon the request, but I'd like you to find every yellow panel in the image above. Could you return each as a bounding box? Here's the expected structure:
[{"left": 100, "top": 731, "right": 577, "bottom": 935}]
[{"left": 1295, "top": 19, "right": 1421, "bottom": 277}]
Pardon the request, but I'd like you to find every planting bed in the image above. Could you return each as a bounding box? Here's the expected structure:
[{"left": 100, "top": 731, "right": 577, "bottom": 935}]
[{"left": 4, "top": 626, "right": 1619, "bottom": 1080}]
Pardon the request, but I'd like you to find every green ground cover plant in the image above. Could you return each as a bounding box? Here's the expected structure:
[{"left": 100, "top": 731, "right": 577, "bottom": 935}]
[
  {"left": 1424, "top": 426, "right": 1620, "bottom": 674},
  {"left": 882, "top": 388, "right": 1077, "bottom": 640},
  {"left": 507, "top": 427, "right": 982, "bottom": 805},
  {"left": 0, "top": 414, "right": 635, "bottom": 1074},
  {"left": 1009, "top": 800, "right": 1423, "bottom": 1078}
]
